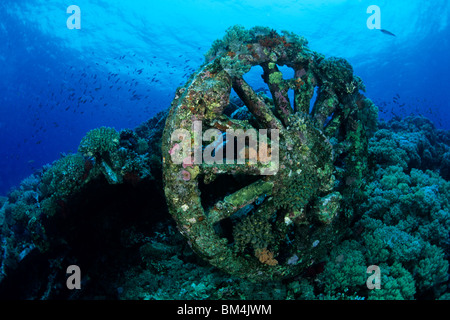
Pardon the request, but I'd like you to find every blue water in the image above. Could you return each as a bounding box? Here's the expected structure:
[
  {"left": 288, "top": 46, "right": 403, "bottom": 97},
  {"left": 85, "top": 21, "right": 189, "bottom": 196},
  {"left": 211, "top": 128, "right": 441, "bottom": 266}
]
[{"left": 1, "top": 0, "right": 449, "bottom": 195}]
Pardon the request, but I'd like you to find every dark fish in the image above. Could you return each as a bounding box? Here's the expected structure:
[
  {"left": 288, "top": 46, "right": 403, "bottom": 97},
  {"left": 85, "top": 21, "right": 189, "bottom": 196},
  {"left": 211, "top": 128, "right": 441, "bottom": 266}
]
[{"left": 380, "top": 29, "right": 396, "bottom": 37}]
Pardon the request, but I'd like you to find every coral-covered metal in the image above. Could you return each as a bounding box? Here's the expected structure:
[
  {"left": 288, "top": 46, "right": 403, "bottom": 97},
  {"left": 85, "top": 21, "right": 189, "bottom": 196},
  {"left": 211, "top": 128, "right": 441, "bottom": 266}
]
[{"left": 162, "top": 26, "right": 378, "bottom": 281}]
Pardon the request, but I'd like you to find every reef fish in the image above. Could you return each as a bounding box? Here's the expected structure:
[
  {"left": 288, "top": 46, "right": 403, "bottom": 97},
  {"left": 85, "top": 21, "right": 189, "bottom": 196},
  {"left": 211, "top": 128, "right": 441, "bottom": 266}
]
[{"left": 380, "top": 29, "right": 396, "bottom": 37}]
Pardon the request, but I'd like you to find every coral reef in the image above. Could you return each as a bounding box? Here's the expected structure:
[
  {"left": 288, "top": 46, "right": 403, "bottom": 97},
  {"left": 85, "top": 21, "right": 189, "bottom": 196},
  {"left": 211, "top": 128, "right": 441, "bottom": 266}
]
[
  {"left": 307, "top": 116, "right": 450, "bottom": 300},
  {"left": 369, "top": 115, "right": 449, "bottom": 177},
  {"left": 0, "top": 112, "right": 448, "bottom": 299},
  {"left": 0, "top": 116, "right": 162, "bottom": 294},
  {"left": 0, "top": 27, "right": 448, "bottom": 299}
]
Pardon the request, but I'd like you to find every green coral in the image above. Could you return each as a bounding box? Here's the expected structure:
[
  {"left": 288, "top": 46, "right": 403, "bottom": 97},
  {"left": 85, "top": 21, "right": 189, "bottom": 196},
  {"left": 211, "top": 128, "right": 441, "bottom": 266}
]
[
  {"left": 317, "top": 240, "right": 367, "bottom": 298},
  {"left": 233, "top": 214, "right": 274, "bottom": 252},
  {"left": 219, "top": 55, "right": 252, "bottom": 78},
  {"left": 368, "top": 262, "right": 416, "bottom": 300},
  {"left": 76, "top": 127, "right": 153, "bottom": 185},
  {"left": 78, "top": 126, "right": 120, "bottom": 158},
  {"left": 40, "top": 153, "right": 87, "bottom": 200},
  {"left": 356, "top": 166, "right": 449, "bottom": 299},
  {"left": 286, "top": 279, "right": 316, "bottom": 300},
  {"left": 205, "top": 25, "right": 251, "bottom": 62},
  {"left": 369, "top": 116, "right": 449, "bottom": 173},
  {"left": 308, "top": 114, "right": 450, "bottom": 300},
  {"left": 357, "top": 97, "right": 378, "bottom": 135},
  {"left": 357, "top": 166, "right": 449, "bottom": 298},
  {"left": 362, "top": 217, "right": 422, "bottom": 264},
  {"left": 317, "top": 57, "right": 355, "bottom": 94},
  {"left": 268, "top": 70, "right": 283, "bottom": 84},
  {"left": 413, "top": 243, "right": 448, "bottom": 295},
  {"left": 362, "top": 166, "right": 450, "bottom": 247}
]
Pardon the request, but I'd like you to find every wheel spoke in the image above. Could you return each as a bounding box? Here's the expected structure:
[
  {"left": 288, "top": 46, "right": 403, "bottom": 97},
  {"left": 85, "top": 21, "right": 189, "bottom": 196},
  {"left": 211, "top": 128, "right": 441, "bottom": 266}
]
[
  {"left": 261, "top": 63, "right": 292, "bottom": 126},
  {"left": 323, "top": 112, "right": 341, "bottom": 137},
  {"left": 293, "top": 68, "right": 316, "bottom": 115},
  {"left": 232, "top": 77, "right": 284, "bottom": 130},
  {"left": 207, "top": 179, "right": 274, "bottom": 224},
  {"left": 208, "top": 114, "right": 256, "bottom": 131},
  {"left": 201, "top": 162, "right": 268, "bottom": 176},
  {"left": 311, "top": 86, "right": 339, "bottom": 128}
]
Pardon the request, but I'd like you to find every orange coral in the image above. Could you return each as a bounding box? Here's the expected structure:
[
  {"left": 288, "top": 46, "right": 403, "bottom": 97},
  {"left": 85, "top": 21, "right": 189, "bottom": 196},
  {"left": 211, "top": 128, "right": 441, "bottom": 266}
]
[{"left": 255, "top": 248, "right": 278, "bottom": 266}]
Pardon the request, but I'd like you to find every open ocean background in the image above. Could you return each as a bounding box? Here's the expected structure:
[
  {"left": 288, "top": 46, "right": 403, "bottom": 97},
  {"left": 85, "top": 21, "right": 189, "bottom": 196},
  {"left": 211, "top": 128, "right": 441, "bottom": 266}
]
[{"left": 1, "top": 0, "right": 449, "bottom": 196}]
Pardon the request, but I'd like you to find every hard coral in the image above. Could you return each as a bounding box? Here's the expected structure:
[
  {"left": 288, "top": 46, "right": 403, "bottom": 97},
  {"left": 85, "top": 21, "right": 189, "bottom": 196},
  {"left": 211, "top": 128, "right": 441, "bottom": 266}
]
[
  {"left": 78, "top": 126, "right": 120, "bottom": 158},
  {"left": 233, "top": 214, "right": 274, "bottom": 253},
  {"left": 254, "top": 247, "right": 278, "bottom": 266},
  {"left": 369, "top": 115, "right": 450, "bottom": 174}
]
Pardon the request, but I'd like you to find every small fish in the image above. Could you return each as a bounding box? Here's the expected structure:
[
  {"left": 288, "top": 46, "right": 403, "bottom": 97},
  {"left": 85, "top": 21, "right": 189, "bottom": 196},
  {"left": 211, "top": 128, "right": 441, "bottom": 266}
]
[{"left": 380, "top": 29, "right": 396, "bottom": 37}]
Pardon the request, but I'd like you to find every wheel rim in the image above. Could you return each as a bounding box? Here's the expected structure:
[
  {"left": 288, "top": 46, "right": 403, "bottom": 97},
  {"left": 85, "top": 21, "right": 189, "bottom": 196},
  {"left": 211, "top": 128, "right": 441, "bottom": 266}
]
[{"left": 162, "top": 26, "right": 374, "bottom": 281}]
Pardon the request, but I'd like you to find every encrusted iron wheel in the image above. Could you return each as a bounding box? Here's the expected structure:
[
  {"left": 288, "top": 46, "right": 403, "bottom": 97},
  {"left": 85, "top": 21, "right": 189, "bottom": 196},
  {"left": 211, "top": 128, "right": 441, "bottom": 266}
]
[{"left": 162, "top": 26, "right": 376, "bottom": 281}]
